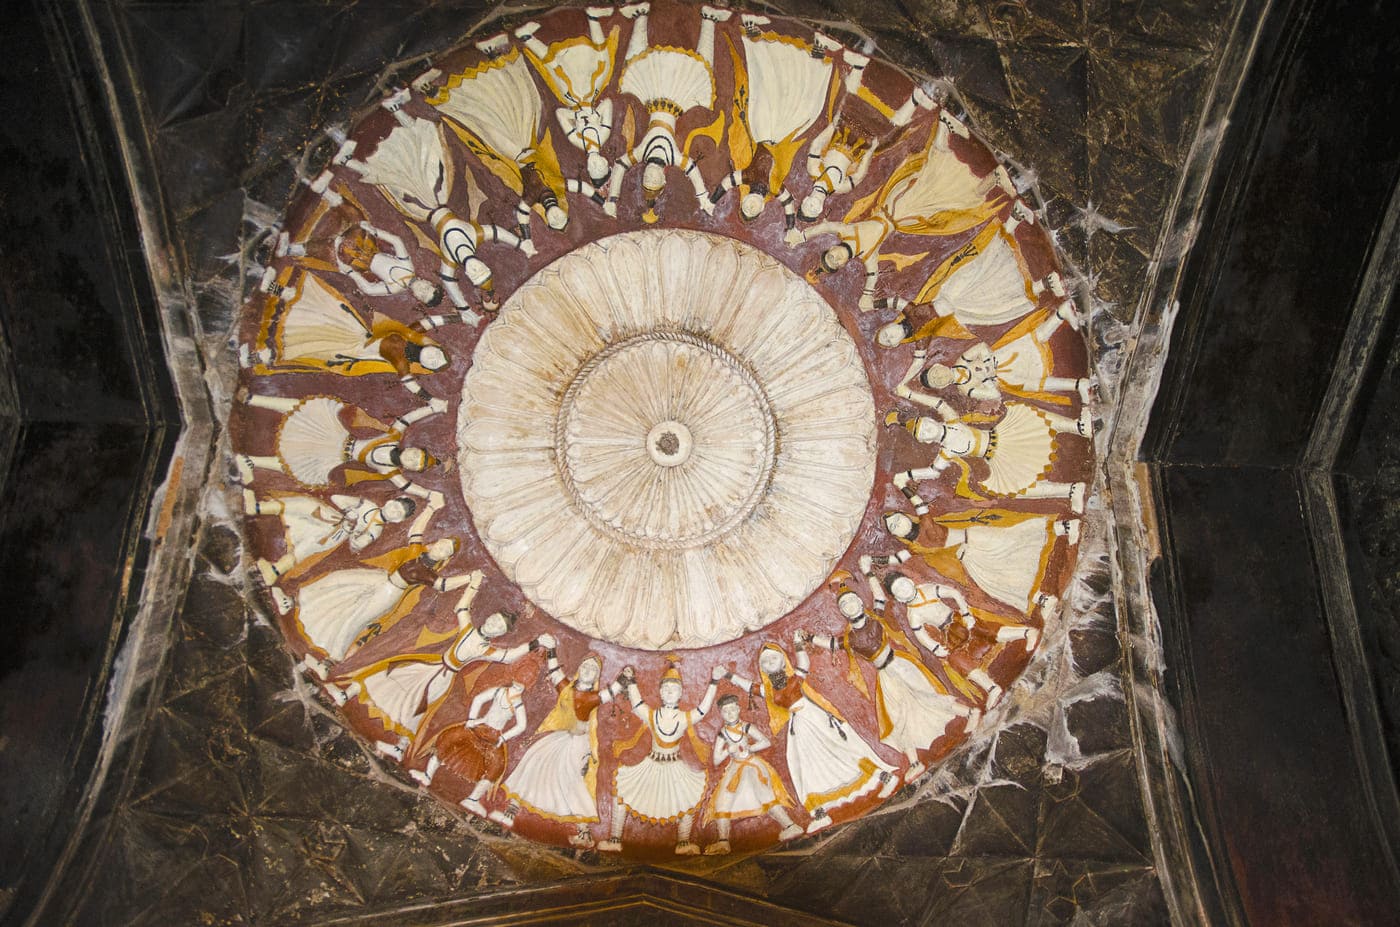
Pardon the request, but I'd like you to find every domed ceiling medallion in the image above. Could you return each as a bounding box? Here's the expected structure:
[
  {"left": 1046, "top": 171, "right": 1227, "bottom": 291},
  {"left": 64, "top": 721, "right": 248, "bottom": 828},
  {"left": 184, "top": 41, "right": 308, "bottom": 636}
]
[{"left": 232, "top": 1, "right": 1095, "bottom": 860}]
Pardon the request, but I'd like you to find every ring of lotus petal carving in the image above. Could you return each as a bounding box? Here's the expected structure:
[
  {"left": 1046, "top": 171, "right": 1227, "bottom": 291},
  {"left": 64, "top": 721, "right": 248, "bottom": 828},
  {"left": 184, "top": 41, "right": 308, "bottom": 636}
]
[{"left": 461, "top": 230, "right": 876, "bottom": 649}]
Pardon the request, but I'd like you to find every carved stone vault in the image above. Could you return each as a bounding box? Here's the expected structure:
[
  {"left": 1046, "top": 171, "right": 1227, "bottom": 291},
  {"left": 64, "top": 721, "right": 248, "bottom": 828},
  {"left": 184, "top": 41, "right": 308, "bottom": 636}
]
[{"left": 6, "top": 0, "right": 1400, "bottom": 925}]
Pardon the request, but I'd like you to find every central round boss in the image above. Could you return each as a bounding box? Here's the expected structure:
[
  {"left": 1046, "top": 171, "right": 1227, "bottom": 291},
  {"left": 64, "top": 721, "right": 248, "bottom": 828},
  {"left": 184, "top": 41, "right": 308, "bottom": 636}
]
[{"left": 459, "top": 230, "right": 877, "bottom": 650}]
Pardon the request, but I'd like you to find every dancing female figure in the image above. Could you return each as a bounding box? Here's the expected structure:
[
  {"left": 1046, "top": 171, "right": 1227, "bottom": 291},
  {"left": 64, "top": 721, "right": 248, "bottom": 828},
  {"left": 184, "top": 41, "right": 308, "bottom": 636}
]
[
  {"left": 799, "top": 54, "right": 929, "bottom": 222},
  {"left": 516, "top": 7, "right": 622, "bottom": 186},
  {"left": 709, "top": 15, "right": 840, "bottom": 227},
  {"left": 881, "top": 508, "right": 1077, "bottom": 617},
  {"left": 794, "top": 108, "right": 1010, "bottom": 309},
  {"left": 350, "top": 113, "right": 532, "bottom": 303},
  {"left": 810, "top": 575, "right": 977, "bottom": 781},
  {"left": 418, "top": 681, "right": 529, "bottom": 816},
  {"left": 605, "top": 4, "right": 731, "bottom": 222},
  {"left": 330, "top": 572, "right": 549, "bottom": 762},
  {"left": 244, "top": 270, "right": 450, "bottom": 400},
  {"left": 884, "top": 348, "right": 1091, "bottom": 505},
  {"left": 701, "top": 692, "right": 803, "bottom": 854},
  {"left": 727, "top": 641, "right": 897, "bottom": 834},
  {"left": 288, "top": 537, "right": 470, "bottom": 670},
  {"left": 243, "top": 489, "right": 441, "bottom": 586},
  {"left": 600, "top": 661, "right": 721, "bottom": 854},
  {"left": 236, "top": 393, "right": 443, "bottom": 495},
  {"left": 497, "top": 653, "right": 618, "bottom": 847},
  {"left": 428, "top": 34, "right": 571, "bottom": 242}
]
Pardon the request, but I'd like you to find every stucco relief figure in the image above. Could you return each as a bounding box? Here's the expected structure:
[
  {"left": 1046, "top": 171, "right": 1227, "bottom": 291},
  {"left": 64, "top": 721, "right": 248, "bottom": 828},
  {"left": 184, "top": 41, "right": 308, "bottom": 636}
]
[
  {"left": 242, "top": 488, "right": 442, "bottom": 587},
  {"left": 728, "top": 642, "right": 897, "bottom": 835},
  {"left": 798, "top": 51, "right": 929, "bottom": 223},
  {"left": 497, "top": 653, "right": 618, "bottom": 847},
  {"left": 874, "top": 210, "right": 1063, "bottom": 341},
  {"left": 515, "top": 7, "right": 622, "bottom": 188},
  {"left": 415, "top": 681, "right": 528, "bottom": 815},
  {"left": 809, "top": 574, "right": 978, "bottom": 781},
  {"left": 600, "top": 661, "right": 721, "bottom": 854},
  {"left": 794, "top": 108, "right": 1009, "bottom": 310},
  {"left": 234, "top": 393, "right": 444, "bottom": 495},
  {"left": 328, "top": 572, "right": 549, "bottom": 764},
  {"left": 873, "top": 562, "right": 1038, "bottom": 709},
  {"left": 243, "top": 268, "right": 451, "bottom": 401},
  {"left": 348, "top": 111, "right": 532, "bottom": 306},
  {"left": 905, "top": 310, "right": 1095, "bottom": 407},
  {"left": 884, "top": 348, "right": 1091, "bottom": 506},
  {"left": 881, "top": 508, "right": 1077, "bottom": 617},
  {"left": 424, "top": 35, "right": 572, "bottom": 245},
  {"left": 701, "top": 692, "right": 803, "bottom": 854},
  {"left": 605, "top": 4, "right": 731, "bottom": 222},
  {"left": 269, "top": 205, "right": 483, "bottom": 324},
  {"left": 708, "top": 15, "right": 840, "bottom": 227},
  {"left": 283, "top": 537, "right": 469, "bottom": 672}
]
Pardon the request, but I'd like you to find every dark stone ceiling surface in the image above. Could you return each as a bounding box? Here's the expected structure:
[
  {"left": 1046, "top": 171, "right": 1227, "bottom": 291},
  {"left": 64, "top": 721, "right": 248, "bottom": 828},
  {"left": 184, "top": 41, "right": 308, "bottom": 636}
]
[{"left": 5, "top": 0, "right": 1400, "bottom": 924}]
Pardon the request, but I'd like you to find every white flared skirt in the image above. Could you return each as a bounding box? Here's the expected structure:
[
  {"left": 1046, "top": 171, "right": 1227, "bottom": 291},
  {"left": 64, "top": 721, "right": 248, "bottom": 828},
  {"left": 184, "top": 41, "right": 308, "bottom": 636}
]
[
  {"left": 360, "top": 660, "right": 450, "bottom": 734},
  {"left": 434, "top": 55, "right": 541, "bottom": 161},
  {"left": 280, "top": 278, "right": 371, "bottom": 362},
  {"left": 541, "top": 42, "right": 613, "bottom": 104},
  {"left": 504, "top": 726, "right": 599, "bottom": 822},
  {"left": 279, "top": 496, "right": 353, "bottom": 560},
  {"left": 620, "top": 48, "right": 714, "bottom": 112},
  {"left": 784, "top": 699, "right": 893, "bottom": 812},
  {"left": 614, "top": 746, "right": 706, "bottom": 822},
  {"left": 878, "top": 655, "right": 963, "bottom": 753},
  {"left": 890, "top": 147, "right": 987, "bottom": 224},
  {"left": 959, "top": 517, "right": 1051, "bottom": 612},
  {"left": 933, "top": 232, "right": 1033, "bottom": 327},
  {"left": 742, "top": 35, "right": 831, "bottom": 142},
  {"left": 996, "top": 331, "right": 1049, "bottom": 389},
  {"left": 297, "top": 568, "right": 402, "bottom": 661},
  {"left": 983, "top": 404, "right": 1056, "bottom": 495},
  {"left": 277, "top": 398, "right": 349, "bottom": 488},
  {"left": 711, "top": 756, "right": 783, "bottom": 818}
]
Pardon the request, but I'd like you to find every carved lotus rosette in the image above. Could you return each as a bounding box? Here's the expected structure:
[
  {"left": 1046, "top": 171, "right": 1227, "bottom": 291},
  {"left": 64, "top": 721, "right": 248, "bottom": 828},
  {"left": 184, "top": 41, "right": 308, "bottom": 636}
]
[{"left": 459, "top": 230, "right": 877, "bottom": 649}]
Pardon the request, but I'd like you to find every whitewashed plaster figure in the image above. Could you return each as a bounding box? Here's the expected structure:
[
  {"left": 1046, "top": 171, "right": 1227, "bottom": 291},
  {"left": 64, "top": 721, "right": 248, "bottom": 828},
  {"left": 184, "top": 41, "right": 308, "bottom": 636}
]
[
  {"left": 701, "top": 692, "right": 803, "bottom": 854},
  {"left": 910, "top": 317, "right": 1095, "bottom": 407},
  {"left": 235, "top": 393, "right": 444, "bottom": 494},
  {"left": 349, "top": 111, "right": 532, "bottom": 304},
  {"left": 873, "top": 210, "right": 1060, "bottom": 341},
  {"left": 709, "top": 15, "right": 840, "bottom": 226},
  {"left": 811, "top": 575, "right": 978, "bottom": 781},
  {"left": 793, "top": 110, "right": 1009, "bottom": 310},
  {"left": 414, "top": 681, "right": 529, "bottom": 815},
  {"left": 729, "top": 642, "right": 897, "bottom": 835},
  {"left": 865, "top": 556, "right": 1036, "bottom": 709},
  {"left": 599, "top": 662, "right": 721, "bottom": 854},
  {"left": 272, "top": 220, "right": 426, "bottom": 306},
  {"left": 881, "top": 509, "right": 1077, "bottom": 616},
  {"left": 284, "top": 537, "right": 468, "bottom": 668},
  {"left": 243, "top": 488, "right": 442, "bottom": 587},
  {"left": 244, "top": 269, "right": 451, "bottom": 401},
  {"left": 425, "top": 35, "right": 572, "bottom": 244},
  {"left": 325, "top": 573, "right": 549, "bottom": 764},
  {"left": 497, "top": 653, "right": 620, "bottom": 847},
  {"left": 798, "top": 51, "right": 929, "bottom": 223},
  {"left": 515, "top": 7, "right": 622, "bottom": 186},
  {"left": 885, "top": 348, "right": 1091, "bottom": 505},
  {"left": 278, "top": 171, "right": 487, "bottom": 323},
  {"left": 605, "top": 4, "right": 731, "bottom": 221}
]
